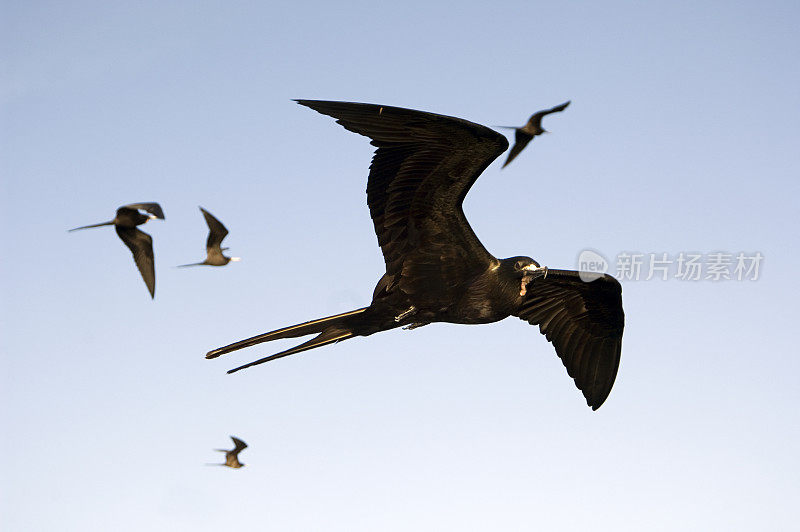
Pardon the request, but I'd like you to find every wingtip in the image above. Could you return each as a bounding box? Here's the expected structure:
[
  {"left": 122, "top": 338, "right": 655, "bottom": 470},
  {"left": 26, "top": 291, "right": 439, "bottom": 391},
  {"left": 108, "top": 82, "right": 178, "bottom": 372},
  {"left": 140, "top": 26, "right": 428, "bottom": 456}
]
[{"left": 588, "top": 392, "right": 610, "bottom": 411}]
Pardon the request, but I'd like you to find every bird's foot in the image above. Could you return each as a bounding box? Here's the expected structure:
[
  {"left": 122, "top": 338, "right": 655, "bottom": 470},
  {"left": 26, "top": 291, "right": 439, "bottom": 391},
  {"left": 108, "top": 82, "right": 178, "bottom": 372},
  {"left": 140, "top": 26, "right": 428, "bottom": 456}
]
[
  {"left": 394, "top": 306, "right": 417, "bottom": 322},
  {"left": 520, "top": 267, "right": 548, "bottom": 296}
]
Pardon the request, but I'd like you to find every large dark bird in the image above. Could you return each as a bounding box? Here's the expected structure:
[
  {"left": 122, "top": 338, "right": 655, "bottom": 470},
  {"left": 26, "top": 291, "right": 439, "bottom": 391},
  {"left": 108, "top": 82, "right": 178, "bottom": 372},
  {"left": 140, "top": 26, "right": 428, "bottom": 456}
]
[
  {"left": 207, "top": 436, "right": 248, "bottom": 468},
  {"left": 178, "top": 207, "right": 240, "bottom": 267},
  {"left": 69, "top": 202, "right": 165, "bottom": 298},
  {"left": 500, "top": 100, "right": 571, "bottom": 168},
  {"left": 207, "top": 100, "right": 624, "bottom": 410}
]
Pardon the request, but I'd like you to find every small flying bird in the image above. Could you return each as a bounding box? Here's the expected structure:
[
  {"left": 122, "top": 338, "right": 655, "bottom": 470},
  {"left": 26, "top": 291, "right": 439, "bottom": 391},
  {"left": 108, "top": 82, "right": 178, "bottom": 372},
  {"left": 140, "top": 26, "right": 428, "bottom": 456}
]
[
  {"left": 207, "top": 436, "right": 248, "bottom": 468},
  {"left": 499, "top": 100, "right": 571, "bottom": 168},
  {"left": 207, "top": 100, "right": 624, "bottom": 410},
  {"left": 69, "top": 202, "right": 165, "bottom": 298},
  {"left": 178, "top": 207, "right": 240, "bottom": 267}
]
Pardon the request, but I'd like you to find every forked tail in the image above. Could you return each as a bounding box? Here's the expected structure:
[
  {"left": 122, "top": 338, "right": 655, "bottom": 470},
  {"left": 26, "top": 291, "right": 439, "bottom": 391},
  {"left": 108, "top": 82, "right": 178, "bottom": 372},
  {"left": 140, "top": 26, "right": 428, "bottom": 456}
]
[{"left": 206, "top": 307, "right": 368, "bottom": 374}]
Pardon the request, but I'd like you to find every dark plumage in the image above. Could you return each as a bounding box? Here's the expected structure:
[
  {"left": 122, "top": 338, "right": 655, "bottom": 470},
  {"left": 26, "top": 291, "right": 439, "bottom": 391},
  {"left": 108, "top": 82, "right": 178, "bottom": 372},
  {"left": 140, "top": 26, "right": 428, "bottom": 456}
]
[
  {"left": 69, "top": 203, "right": 165, "bottom": 298},
  {"left": 178, "top": 207, "right": 240, "bottom": 267},
  {"left": 500, "top": 100, "right": 571, "bottom": 168},
  {"left": 208, "top": 436, "right": 248, "bottom": 468},
  {"left": 206, "top": 100, "right": 624, "bottom": 410}
]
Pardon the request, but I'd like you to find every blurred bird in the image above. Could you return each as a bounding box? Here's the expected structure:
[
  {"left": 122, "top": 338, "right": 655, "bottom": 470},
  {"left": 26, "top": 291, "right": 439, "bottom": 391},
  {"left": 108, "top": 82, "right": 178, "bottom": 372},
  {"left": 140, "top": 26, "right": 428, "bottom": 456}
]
[
  {"left": 207, "top": 436, "right": 248, "bottom": 468},
  {"left": 499, "top": 100, "right": 571, "bottom": 168},
  {"left": 207, "top": 100, "right": 624, "bottom": 410},
  {"left": 178, "top": 207, "right": 240, "bottom": 267},
  {"left": 69, "top": 202, "right": 165, "bottom": 298}
]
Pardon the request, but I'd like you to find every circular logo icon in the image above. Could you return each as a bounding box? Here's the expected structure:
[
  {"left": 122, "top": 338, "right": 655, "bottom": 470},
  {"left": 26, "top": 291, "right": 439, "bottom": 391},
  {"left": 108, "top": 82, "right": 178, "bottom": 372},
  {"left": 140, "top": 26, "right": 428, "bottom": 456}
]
[{"left": 577, "top": 249, "right": 608, "bottom": 282}]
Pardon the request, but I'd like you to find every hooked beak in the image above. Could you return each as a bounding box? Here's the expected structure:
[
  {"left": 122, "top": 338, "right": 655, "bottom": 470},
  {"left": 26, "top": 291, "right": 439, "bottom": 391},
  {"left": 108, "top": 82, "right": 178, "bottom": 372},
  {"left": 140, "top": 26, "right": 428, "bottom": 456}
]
[
  {"left": 230, "top": 257, "right": 242, "bottom": 262},
  {"left": 522, "top": 263, "right": 548, "bottom": 278},
  {"left": 519, "top": 263, "right": 548, "bottom": 296}
]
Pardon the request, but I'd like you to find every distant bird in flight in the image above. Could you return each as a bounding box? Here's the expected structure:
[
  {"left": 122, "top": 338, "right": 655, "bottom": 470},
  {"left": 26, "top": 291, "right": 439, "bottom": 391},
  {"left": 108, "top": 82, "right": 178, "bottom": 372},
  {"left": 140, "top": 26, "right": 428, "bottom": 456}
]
[
  {"left": 69, "top": 202, "right": 165, "bottom": 298},
  {"left": 178, "top": 207, "right": 240, "bottom": 267},
  {"left": 207, "top": 100, "right": 624, "bottom": 410},
  {"left": 499, "top": 100, "right": 571, "bottom": 168},
  {"left": 207, "top": 436, "right": 248, "bottom": 468}
]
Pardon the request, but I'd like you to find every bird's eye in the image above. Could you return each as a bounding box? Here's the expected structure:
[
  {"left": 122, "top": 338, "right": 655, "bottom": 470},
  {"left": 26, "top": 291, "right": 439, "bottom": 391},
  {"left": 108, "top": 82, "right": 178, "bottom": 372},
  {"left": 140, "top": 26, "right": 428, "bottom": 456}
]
[{"left": 515, "top": 260, "right": 525, "bottom": 270}]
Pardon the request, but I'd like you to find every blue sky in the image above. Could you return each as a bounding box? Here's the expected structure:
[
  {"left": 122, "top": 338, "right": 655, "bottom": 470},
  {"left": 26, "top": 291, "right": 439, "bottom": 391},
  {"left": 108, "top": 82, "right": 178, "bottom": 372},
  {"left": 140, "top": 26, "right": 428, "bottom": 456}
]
[{"left": 2, "top": 1, "right": 799, "bottom": 530}]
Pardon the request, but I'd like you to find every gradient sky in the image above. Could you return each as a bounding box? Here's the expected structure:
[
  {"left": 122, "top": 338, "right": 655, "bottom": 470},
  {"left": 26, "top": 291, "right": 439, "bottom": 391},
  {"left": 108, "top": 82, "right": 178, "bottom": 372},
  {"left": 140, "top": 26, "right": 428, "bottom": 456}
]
[{"left": 2, "top": 1, "right": 799, "bottom": 530}]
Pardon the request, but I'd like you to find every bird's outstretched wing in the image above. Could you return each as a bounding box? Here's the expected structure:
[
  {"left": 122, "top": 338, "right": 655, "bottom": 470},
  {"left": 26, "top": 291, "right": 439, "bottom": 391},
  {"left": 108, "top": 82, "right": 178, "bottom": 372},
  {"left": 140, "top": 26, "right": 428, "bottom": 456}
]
[
  {"left": 230, "top": 436, "right": 248, "bottom": 452},
  {"left": 115, "top": 226, "right": 156, "bottom": 298},
  {"left": 502, "top": 130, "right": 534, "bottom": 168},
  {"left": 124, "top": 202, "right": 165, "bottom": 220},
  {"left": 296, "top": 100, "right": 509, "bottom": 303},
  {"left": 514, "top": 269, "right": 624, "bottom": 410},
  {"left": 528, "top": 100, "right": 571, "bottom": 126},
  {"left": 199, "top": 207, "right": 229, "bottom": 252}
]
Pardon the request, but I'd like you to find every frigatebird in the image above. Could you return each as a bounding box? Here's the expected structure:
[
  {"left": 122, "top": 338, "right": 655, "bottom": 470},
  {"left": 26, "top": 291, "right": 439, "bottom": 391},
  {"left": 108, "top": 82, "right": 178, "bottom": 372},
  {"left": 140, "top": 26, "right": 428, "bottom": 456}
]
[
  {"left": 206, "top": 100, "right": 624, "bottom": 410},
  {"left": 178, "top": 207, "right": 240, "bottom": 267},
  {"left": 69, "top": 202, "right": 165, "bottom": 298},
  {"left": 500, "top": 100, "right": 571, "bottom": 168},
  {"left": 207, "top": 436, "right": 248, "bottom": 468}
]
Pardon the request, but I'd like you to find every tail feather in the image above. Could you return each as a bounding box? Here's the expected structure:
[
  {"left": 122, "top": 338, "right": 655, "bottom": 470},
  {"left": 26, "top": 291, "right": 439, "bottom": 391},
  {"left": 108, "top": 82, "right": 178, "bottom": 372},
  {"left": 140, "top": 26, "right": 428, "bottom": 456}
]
[
  {"left": 177, "top": 262, "right": 205, "bottom": 268},
  {"left": 206, "top": 307, "right": 367, "bottom": 359},
  {"left": 227, "top": 329, "right": 355, "bottom": 374},
  {"left": 68, "top": 220, "right": 114, "bottom": 232},
  {"left": 207, "top": 308, "right": 368, "bottom": 373}
]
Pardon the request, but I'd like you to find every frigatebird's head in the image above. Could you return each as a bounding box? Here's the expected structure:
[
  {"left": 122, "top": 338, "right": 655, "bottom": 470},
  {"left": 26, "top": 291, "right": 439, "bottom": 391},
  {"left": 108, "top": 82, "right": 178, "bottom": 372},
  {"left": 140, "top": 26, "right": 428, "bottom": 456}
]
[
  {"left": 507, "top": 256, "right": 540, "bottom": 273},
  {"left": 220, "top": 248, "right": 241, "bottom": 263},
  {"left": 503, "top": 256, "right": 548, "bottom": 296}
]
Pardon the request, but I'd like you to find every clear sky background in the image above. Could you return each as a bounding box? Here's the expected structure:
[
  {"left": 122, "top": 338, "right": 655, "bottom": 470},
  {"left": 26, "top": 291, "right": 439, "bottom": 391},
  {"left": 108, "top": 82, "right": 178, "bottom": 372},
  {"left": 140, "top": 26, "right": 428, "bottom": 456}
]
[{"left": 2, "top": 1, "right": 799, "bottom": 530}]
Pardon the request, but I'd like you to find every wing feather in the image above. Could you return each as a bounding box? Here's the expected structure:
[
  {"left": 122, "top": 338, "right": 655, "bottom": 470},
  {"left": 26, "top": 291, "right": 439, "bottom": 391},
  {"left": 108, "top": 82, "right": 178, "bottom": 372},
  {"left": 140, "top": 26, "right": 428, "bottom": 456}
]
[
  {"left": 115, "top": 226, "right": 155, "bottom": 298},
  {"left": 515, "top": 269, "right": 624, "bottom": 409},
  {"left": 230, "top": 436, "right": 248, "bottom": 452},
  {"left": 502, "top": 131, "right": 533, "bottom": 168},
  {"left": 297, "top": 100, "right": 508, "bottom": 304},
  {"left": 124, "top": 202, "right": 165, "bottom": 220},
  {"left": 199, "top": 207, "right": 229, "bottom": 252}
]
